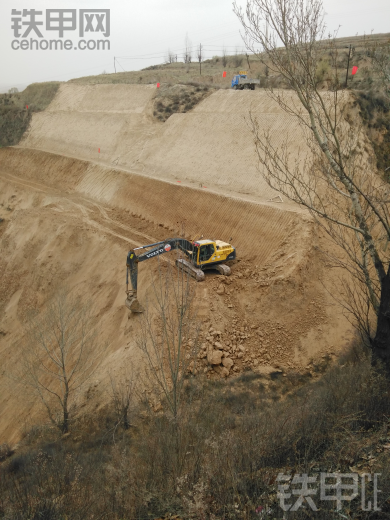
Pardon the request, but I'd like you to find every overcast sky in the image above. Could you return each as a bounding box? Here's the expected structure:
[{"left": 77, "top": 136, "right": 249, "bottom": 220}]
[{"left": 0, "top": 0, "right": 389, "bottom": 93}]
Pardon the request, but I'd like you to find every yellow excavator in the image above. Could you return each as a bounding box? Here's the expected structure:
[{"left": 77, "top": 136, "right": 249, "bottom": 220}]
[{"left": 125, "top": 237, "right": 236, "bottom": 313}]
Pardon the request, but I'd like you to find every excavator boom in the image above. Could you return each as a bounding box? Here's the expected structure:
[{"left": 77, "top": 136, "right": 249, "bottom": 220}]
[{"left": 126, "top": 238, "right": 197, "bottom": 312}]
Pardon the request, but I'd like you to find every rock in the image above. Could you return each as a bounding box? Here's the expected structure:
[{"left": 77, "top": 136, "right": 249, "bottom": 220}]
[
  {"left": 207, "top": 350, "right": 223, "bottom": 365},
  {"left": 221, "top": 367, "right": 229, "bottom": 377},
  {"left": 238, "top": 345, "right": 245, "bottom": 352},
  {"left": 237, "top": 352, "right": 244, "bottom": 359},
  {"left": 215, "top": 365, "right": 230, "bottom": 377},
  {"left": 216, "top": 284, "right": 225, "bottom": 295},
  {"left": 222, "top": 357, "right": 234, "bottom": 370},
  {"left": 214, "top": 341, "right": 222, "bottom": 349}
]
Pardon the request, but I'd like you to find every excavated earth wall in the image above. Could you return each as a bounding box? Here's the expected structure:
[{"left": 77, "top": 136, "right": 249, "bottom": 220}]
[{"left": 0, "top": 84, "right": 354, "bottom": 443}]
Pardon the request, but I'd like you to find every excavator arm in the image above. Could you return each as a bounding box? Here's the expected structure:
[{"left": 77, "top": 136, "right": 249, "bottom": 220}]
[{"left": 126, "top": 238, "right": 197, "bottom": 312}]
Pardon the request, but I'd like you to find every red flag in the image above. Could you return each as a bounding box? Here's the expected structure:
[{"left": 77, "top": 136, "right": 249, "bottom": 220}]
[
  {"left": 98, "top": 148, "right": 100, "bottom": 153},
  {"left": 351, "top": 66, "right": 358, "bottom": 75},
  {"left": 222, "top": 71, "right": 227, "bottom": 77},
  {"left": 26, "top": 105, "right": 28, "bottom": 109},
  {"left": 157, "top": 82, "right": 160, "bottom": 88}
]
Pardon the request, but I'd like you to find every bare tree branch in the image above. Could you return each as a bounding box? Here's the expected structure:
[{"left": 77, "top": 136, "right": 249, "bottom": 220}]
[{"left": 234, "top": 0, "right": 390, "bottom": 367}]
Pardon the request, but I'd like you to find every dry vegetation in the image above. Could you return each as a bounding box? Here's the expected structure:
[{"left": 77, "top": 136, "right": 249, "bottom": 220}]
[
  {"left": 355, "top": 91, "right": 390, "bottom": 178},
  {"left": 1, "top": 343, "right": 390, "bottom": 518},
  {"left": 0, "top": 82, "right": 59, "bottom": 147},
  {"left": 153, "top": 83, "right": 213, "bottom": 122}
]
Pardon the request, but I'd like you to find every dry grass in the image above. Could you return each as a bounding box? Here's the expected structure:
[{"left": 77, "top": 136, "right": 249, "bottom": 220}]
[
  {"left": 153, "top": 83, "right": 213, "bottom": 122},
  {"left": 0, "top": 82, "right": 60, "bottom": 147},
  {"left": 69, "top": 33, "right": 390, "bottom": 91},
  {"left": 1, "top": 342, "right": 390, "bottom": 519}
]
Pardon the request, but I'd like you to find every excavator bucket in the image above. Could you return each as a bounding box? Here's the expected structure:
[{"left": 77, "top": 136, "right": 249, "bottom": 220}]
[{"left": 125, "top": 292, "right": 144, "bottom": 313}]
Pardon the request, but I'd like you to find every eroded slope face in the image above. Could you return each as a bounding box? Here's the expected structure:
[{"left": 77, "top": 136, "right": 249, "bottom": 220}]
[
  {"left": 19, "top": 84, "right": 312, "bottom": 204},
  {"left": 0, "top": 148, "right": 353, "bottom": 444}
]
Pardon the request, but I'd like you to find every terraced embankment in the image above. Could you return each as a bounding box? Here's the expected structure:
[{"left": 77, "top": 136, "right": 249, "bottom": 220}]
[
  {"left": 19, "top": 83, "right": 308, "bottom": 201},
  {"left": 0, "top": 83, "right": 354, "bottom": 443}
]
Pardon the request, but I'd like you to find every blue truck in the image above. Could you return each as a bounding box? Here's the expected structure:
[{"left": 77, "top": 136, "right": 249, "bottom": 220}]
[{"left": 231, "top": 73, "right": 260, "bottom": 90}]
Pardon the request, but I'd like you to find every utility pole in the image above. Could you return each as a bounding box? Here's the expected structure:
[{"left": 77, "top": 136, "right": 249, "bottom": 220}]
[
  {"left": 345, "top": 44, "right": 352, "bottom": 88},
  {"left": 198, "top": 43, "right": 202, "bottom": 75},
  {"left": 114, "top": 57, "right": 116, "bottom": 73},
  {"left": 246, "top": 53, "right": 251, "bottom": 70}
]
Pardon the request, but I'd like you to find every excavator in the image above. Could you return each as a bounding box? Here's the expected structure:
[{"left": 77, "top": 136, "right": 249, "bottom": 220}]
[{"left": 125, "top": 237, "right": 236, "bottom": 313}]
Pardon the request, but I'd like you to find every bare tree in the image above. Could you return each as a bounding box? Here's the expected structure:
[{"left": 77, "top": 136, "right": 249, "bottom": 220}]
[
  {"left": 197, "top": 43, "right": 203, "bottom": 75},
  {"left": 137, "top": 260, "right": 200, "bottom": 420},
  {"left": 183, "top": 33, "right": 193, "bottom": 64},
  {"left": 109, "top": 367, "right": 137, "bottom": 430},
  {"left": 19, "top": 290, "right": 104, "bottom": 433},
  {"left": 222, "top": 46, "right": 228, "bottom": 67},
  {"left": 234, "top": 0, "right": 390, "bottom": 368},
  {"left": 166, "top": 49, "right": 176, "bottom": 64},
  {"left": 233, "top": 48, "right": 244, "bottom": 68}
]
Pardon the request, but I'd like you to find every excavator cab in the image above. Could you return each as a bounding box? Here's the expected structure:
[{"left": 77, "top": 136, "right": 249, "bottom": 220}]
[{"left": 198, "top": 243, "right": 215, "bottom": 263}]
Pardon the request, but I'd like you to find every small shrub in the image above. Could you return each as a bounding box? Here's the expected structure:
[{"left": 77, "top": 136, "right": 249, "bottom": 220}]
[{"left": 0, "top": 444, "right": 12, "bottom": 462}]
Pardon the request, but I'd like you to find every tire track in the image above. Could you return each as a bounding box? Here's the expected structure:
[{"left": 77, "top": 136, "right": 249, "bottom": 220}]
[{"left": 0, "top": 170, "right": 158, "bottom": 248}]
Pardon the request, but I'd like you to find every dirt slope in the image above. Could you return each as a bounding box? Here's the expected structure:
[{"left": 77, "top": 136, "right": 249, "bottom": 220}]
[{"left": 0, "top": 83, "right": 355, "bottom": 444}]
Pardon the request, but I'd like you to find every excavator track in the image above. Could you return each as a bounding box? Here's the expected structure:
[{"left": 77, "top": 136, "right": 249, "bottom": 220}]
[
  {"left": 175, "top": 258, "right": 205, "bottom": 281},
  {"left": 213, "top": 263, "right": 231, "bottom": 276}
]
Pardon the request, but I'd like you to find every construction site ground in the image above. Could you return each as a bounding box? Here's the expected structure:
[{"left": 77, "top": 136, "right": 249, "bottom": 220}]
[{"left": 0, "top": 83, "right": 356, "bottom": 444}]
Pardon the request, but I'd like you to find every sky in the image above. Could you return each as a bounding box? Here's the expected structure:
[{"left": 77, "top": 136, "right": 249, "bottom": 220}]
[{"left": 0, "top": 0, "right": 389, "bottom": 93}]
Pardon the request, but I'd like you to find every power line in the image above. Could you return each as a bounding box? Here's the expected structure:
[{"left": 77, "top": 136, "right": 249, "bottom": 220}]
[
  {"left": 116, "top": 46, "right": 249, "bottom": 61},
  {"left": 113, "top": 22, "right": 240, "bottom": 56}
]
